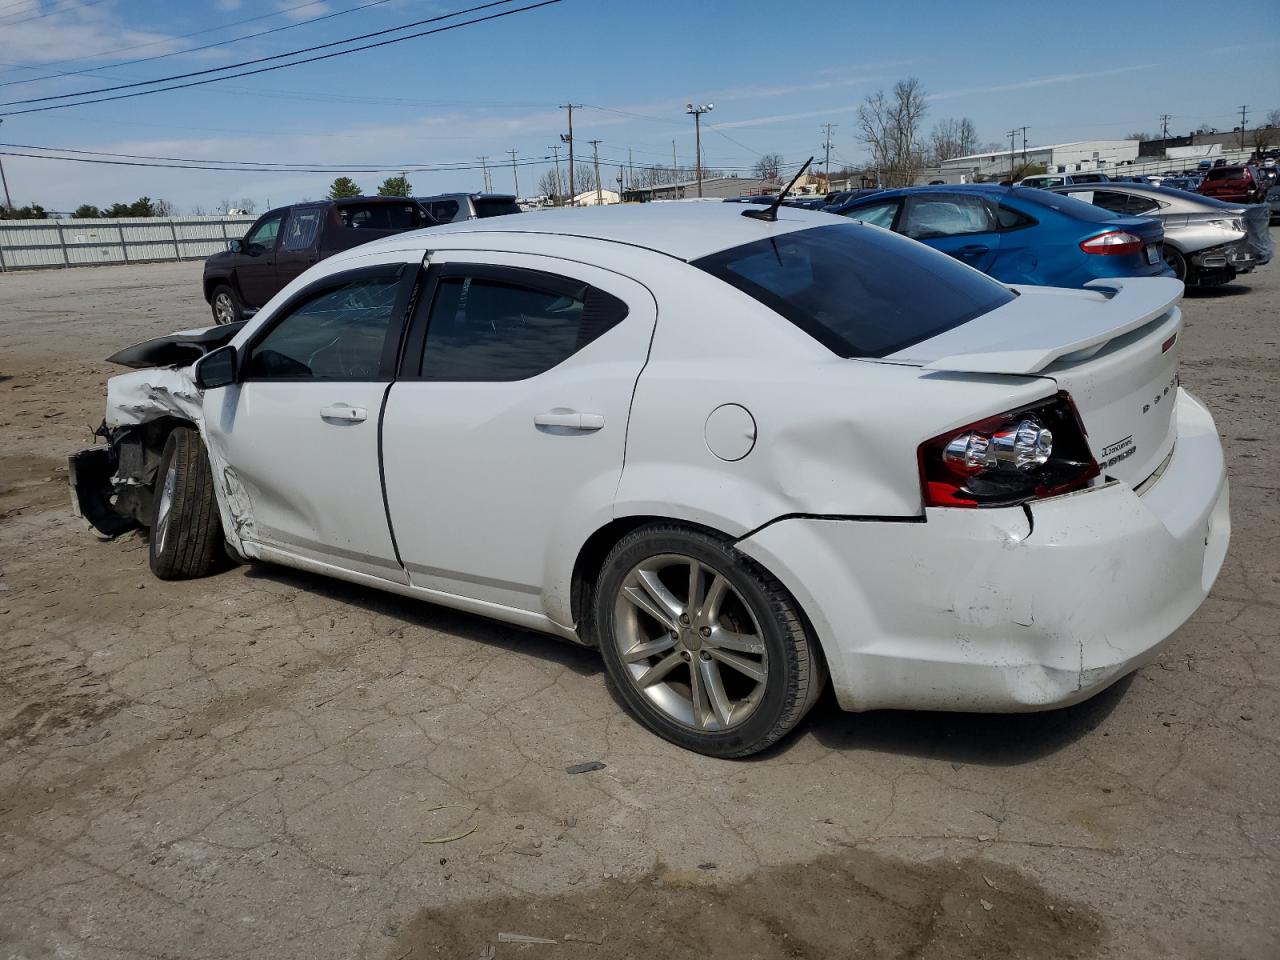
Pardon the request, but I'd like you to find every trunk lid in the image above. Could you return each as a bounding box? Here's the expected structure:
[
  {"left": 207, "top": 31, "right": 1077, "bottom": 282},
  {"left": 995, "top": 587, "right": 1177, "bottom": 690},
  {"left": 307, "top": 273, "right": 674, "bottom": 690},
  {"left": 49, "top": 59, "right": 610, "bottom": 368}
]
[{"left": 887, "top": 277, "right": 1184, "bottom": 486}]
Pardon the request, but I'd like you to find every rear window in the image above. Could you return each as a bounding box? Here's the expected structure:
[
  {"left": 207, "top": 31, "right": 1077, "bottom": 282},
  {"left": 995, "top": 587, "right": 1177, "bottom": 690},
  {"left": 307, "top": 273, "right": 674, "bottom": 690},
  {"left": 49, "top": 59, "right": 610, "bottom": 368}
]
[
  {"left": 1010, "top": 187, "right": 1120, "bottom": 222},
  {"left": 474, "top": 197, "right": 522, "bottom": 218},
  {"left": 693, "top": 223, "right": 1016, "bottom": 359},
  {"left": 1207, "top": 167, "right": 1246, "bottom": 181}
]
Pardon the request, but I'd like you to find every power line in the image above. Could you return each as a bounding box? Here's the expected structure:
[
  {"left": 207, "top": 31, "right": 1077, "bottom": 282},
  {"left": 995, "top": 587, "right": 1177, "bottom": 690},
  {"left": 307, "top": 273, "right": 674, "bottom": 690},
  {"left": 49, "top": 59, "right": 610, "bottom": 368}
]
[
  {"left": 0, "top": 0, "right": 402, "bottom": 91},
  {"left": 0, "top": 0, "right": 557, "bottom": 113},
  {"left": 0, "top": 0, "right": 110, "bottom": 28}
]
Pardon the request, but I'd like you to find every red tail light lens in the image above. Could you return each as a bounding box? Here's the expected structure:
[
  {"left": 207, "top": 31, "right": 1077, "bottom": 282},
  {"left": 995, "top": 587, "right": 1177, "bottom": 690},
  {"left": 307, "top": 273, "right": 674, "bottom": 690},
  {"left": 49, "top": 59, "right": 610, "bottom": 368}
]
[
  {"left": 919, "top": 393, "right": 1100, "bottom": 508},
  {"left": 1079, "top": 230, "right": 1145, "bottom": 255}
]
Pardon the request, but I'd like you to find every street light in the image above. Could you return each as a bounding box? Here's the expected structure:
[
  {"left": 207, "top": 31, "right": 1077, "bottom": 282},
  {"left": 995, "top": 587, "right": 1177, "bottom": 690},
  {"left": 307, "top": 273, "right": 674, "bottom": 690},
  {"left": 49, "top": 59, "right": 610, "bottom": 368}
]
[{"left": 686, "top": 103, "right": 713, "bottom": 197}]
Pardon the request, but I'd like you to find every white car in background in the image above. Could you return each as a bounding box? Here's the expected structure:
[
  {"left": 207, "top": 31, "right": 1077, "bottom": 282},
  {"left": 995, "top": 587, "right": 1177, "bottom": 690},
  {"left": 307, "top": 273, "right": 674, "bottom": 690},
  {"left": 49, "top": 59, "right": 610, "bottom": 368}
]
[{"left": 71, "top": 204, "right": 1230, "bottom": 757}]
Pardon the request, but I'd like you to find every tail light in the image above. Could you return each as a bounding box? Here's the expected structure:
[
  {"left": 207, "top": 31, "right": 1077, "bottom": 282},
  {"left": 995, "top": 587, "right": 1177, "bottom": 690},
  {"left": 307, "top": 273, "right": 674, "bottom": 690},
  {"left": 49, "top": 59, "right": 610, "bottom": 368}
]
[
  {"left": 1079, "top": 230, "right": 1145, "bottom": 255},
  {"left": 918, "top": 393, "right": 1100, "bottom": 508}
]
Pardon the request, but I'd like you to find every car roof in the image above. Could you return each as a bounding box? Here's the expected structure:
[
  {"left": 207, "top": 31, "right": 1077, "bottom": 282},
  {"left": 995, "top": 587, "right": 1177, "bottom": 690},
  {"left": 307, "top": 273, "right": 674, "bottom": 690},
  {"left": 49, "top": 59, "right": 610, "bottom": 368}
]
[{"left": 363, "top": 202, "right": 835, "bottom": 261}]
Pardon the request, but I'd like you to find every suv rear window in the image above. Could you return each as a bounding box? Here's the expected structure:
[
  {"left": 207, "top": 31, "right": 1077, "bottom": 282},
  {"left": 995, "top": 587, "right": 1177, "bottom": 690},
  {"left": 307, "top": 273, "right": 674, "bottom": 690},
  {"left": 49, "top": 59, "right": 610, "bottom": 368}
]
[
  {"left": 474, "top": 197, "right": 522, "bottom": 218},
  {"left": 1207, "top": 167, "right": 1246, "bottom": 181},
  {"left": 693, "top": 223, "right": 1016, "bottom": 359}
]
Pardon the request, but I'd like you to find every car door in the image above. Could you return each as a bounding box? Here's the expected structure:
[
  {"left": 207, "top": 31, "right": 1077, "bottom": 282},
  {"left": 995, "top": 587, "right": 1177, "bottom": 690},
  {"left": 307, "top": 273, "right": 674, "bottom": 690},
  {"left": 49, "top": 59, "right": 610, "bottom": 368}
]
[
  {"left": 273, "top": 205, "right": 326, "bottom": 288},
  {"left": 898, "top": 193, "right": 1001, "bottom": 271},
  {"left": 380, "top": 252, "right": 657, "bottom": 622},
  {"left": 236, "top": 211, "right": 287, "bottom": 308},
  {"left": 204, "top": 259, "right": 418, "bottom": 581}
]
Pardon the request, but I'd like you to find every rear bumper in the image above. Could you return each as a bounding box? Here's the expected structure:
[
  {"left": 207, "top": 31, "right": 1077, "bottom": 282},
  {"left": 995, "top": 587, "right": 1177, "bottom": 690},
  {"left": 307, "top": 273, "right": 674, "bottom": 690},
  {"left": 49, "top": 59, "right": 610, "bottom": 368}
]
[{"left": 737, "top": 388, "right": 1229, "bottom": 713}]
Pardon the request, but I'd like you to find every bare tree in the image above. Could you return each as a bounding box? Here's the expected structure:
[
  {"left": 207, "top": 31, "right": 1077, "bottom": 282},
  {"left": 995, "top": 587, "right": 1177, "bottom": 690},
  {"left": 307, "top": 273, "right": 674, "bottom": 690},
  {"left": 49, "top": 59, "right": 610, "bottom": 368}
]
[
  {"left": 856, "top": 77, "right": 929, "bottom": 187},
  {"left": 537, "top": 168, "right": 563, "bottom": 201},
  {"left": 152, "top": 198, "right": 176, "bottom": 217},
  {"left": 573, "top": 162, "right": 596, "bottom": 197},
  {"left": 752, "top": 152, "right": 784, "bottom": 180},
  {"left": 190, "top": 204, "right": 208, "bottom": 216},
  {"left": 237, "top": 197, "right": 257, "bottom": 214},
  {"left": 1251, "top": 125, "right": 1273, "bottom": 155},
  {"left": 1126, "top": 131, "right": 1154, "bottom": 141},
  {"left": 1266, "top": 109, "right": 1280, "bottom": 129},
  {"left": 928, "top": 118, "right": 978, "bottom": 163}
]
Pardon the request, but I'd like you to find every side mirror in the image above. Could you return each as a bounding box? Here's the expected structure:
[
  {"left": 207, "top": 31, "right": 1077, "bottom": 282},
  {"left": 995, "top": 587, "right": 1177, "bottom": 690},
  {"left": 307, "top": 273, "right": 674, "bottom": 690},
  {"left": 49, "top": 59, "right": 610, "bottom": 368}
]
[
  {"left": 194, "top": 345, "right": 238, "bottom": 389},
  {"left": 227, "top": 238, "right": 242, "bottom": 253}
]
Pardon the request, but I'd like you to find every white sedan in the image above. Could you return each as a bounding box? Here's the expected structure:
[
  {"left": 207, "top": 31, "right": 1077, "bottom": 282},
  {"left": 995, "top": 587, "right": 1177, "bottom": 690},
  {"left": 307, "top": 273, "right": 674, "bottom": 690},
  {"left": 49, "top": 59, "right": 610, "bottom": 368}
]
[{"left": 72, "top": 203, "right": 1230, "bottom": 757}]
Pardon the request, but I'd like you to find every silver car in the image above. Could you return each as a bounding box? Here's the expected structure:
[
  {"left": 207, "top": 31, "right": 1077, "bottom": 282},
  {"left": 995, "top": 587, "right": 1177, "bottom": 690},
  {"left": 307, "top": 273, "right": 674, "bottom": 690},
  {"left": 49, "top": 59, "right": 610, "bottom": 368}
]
[{"left": 1050, "top": 183, "right": 1273, "bottom": 287}]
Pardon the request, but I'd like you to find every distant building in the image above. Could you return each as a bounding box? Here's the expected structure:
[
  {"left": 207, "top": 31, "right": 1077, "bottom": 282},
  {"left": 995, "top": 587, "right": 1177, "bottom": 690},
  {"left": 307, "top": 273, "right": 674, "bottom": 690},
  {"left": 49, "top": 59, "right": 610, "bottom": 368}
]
[
  {"left": 572, "top": 189, "right": 621, "bottom": 206},
  {"left": 622, "top": 176, "right": 777, "bottom": 202},
  {"left": 939, "top": 139, "right": 1140, "bottom": 180}
]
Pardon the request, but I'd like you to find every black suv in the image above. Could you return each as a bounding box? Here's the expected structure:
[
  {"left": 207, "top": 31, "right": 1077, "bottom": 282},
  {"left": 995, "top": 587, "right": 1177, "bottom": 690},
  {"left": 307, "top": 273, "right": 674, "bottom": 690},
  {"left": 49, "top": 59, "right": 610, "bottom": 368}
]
[{"left": 203, "top": 196, "right": 436, "bottom": 324}]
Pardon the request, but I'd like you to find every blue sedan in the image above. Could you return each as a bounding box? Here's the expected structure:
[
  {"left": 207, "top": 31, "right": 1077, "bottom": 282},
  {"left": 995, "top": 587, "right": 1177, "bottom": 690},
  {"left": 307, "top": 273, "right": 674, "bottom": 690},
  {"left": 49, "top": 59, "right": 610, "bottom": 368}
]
[{"left": 828, "top": 184, "right": 1174, "bottom": 288}]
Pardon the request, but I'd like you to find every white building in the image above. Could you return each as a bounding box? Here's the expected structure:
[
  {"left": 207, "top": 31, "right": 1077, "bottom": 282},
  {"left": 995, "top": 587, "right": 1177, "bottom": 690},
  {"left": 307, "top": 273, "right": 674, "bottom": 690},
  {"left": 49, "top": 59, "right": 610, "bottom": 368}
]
[
  {"left": 572, "top": 189, "right": 621, "bottom": 206},
  {"left": 940, "top": 139, "right": 1140, "bottom": 179}
]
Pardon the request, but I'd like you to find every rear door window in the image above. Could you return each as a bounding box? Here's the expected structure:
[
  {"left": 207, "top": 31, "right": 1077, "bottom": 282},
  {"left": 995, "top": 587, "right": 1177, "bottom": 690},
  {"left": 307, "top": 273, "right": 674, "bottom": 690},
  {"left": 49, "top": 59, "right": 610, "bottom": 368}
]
[
  {"left": 900, "top": 194, "right": 996, "bottom": 239},
  {"left": 429, "top": 199, "right": 462, "bottom": 222},
  {"left": 417, "top": 269, "right": 628, "bottom": 381},
  {"left": 282, "top": 208, "right": 323, "bottom": 251},
  {"left": 474, "top": 197, "right": 521, "bottom": 217},
  {"left": 693, "top": 223, "right": 1016, "bottom": 359}
]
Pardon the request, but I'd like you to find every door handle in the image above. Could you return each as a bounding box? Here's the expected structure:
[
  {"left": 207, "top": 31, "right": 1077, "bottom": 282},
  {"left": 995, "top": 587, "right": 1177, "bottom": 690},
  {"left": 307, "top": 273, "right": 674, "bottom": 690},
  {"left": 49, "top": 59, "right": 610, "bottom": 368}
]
[
  {"left": 958, "top": 244, "right": 989, "bottom": 256},
  {"left": 534, "top": 411, "right": 605, "bottom": 431},
  {"left": 320, "top": 404, "right": 368, "bottom": 423}
]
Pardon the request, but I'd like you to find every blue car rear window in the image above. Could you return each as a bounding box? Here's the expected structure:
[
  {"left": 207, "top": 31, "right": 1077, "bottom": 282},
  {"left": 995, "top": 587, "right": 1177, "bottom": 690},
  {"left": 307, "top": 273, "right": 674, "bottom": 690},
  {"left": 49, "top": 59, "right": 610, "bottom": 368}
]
[
  {"left": 693, "top": 222, "right": 1016, "bottom": 359},
  {"left": 1009, "top": 187, "right": 1121, "bottom": 222}
]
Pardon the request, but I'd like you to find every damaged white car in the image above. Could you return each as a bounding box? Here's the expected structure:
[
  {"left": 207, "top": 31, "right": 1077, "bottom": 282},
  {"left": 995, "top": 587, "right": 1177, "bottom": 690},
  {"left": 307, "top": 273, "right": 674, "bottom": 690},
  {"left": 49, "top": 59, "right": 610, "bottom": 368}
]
[{"left": 71, "top": 203, "right": 1230, "bottom": 757}]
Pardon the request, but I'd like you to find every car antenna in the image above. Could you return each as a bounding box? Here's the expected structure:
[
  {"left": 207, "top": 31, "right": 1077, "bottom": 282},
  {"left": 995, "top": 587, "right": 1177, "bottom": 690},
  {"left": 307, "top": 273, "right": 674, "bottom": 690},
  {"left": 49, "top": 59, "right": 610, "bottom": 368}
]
[{"left": 743, "top": 156, "right": 815, "bottom": 222}]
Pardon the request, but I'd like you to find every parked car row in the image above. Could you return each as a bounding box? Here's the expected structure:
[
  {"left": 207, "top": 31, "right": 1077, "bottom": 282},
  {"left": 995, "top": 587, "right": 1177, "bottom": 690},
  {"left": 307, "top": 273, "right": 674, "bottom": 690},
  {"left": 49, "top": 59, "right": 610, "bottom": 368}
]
[
  {"left": 82, "top": 201, "right": 1230, "bottom": 757},
  {"left": 203, "top": 193, "right": 522, "bottom": 324}
]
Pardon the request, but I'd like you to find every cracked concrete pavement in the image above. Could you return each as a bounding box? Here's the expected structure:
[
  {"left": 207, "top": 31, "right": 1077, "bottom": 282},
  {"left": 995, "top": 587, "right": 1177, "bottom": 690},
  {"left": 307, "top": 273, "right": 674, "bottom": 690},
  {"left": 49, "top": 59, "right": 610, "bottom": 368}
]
[{"left": 1, "top": 251, "right": 1277, "bottom": 959}]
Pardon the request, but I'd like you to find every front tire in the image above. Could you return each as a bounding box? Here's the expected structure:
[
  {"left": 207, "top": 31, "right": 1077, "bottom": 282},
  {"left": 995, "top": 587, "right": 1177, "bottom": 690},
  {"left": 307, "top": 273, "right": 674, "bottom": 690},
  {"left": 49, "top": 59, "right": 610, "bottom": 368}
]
[
  {"left": 210, "top": 284, "right": 242, "bottom": 326},
  {"left": 149, "top": 427, "right": 221, "bottom": 580},
  {"left": 593, "top": 523, "right": 825, "bottom": 758}
]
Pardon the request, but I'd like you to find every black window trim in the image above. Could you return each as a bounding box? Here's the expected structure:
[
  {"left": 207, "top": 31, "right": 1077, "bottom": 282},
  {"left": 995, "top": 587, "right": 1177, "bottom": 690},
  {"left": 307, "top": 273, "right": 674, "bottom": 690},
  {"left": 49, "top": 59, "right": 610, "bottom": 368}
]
[
  {"left": 398, "top": 262, "right": 622, "bottom": 382},
  {"left": 240, "top": 261, "right": 417, "bottom": 384}
]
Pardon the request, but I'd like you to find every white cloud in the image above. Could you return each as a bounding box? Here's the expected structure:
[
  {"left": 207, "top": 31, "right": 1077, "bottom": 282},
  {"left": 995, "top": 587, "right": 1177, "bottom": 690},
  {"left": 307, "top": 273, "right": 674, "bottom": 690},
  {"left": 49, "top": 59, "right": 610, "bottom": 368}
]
[
  {"left": 929, "top": 65, "right": 1155, "bottom": 102},
  {"left": 0, "top": 1, "right": 186, "bottom": 66},
  {"left": 214, "top": 0, "right": 243, "bottom": 9},
  {"left": 276, "top": 1, "right": 330, "bottom": 20}
]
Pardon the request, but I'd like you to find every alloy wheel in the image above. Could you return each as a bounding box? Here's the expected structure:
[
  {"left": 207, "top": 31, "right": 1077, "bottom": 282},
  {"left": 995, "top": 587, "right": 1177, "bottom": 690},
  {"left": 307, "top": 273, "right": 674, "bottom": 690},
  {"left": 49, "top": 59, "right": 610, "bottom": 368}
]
[
  {"left": 612, "top": 553, "right": 769, "bottom": 731},
  {"left": 213, "top": 292, "right": 236, "bottom": 325}
]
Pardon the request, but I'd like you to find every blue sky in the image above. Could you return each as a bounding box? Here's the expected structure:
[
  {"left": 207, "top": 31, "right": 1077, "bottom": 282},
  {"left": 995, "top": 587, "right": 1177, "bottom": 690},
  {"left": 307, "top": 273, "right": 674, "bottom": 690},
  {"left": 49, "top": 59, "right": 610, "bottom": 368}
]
[{"left": 0, "top": 0, "right": 1275, "bottom": 212}]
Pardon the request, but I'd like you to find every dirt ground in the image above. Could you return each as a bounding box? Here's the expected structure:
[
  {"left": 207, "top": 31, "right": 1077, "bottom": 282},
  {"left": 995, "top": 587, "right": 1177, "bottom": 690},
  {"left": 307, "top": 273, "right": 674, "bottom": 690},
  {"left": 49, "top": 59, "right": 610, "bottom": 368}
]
[{"left": 0, "top": 251, "right": 1277, "bottom": 960}]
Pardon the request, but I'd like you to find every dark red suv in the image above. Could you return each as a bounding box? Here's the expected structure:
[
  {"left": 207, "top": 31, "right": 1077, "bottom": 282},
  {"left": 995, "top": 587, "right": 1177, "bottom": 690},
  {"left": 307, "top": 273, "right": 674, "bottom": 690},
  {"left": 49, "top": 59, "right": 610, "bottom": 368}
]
[{"left": 1198, "top": 165, "right": 1267, "bottom": 204}]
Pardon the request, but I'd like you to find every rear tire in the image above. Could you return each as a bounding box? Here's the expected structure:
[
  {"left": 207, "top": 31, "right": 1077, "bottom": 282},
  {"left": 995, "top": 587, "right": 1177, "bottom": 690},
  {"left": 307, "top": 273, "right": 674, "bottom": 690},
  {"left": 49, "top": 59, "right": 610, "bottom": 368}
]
[
  {"left": 148, "top": 427, "right": 221, "bottom": 580},
  {"left": 210, "top": 284, "right": 242, "bottom": 326},
  {"left": 1164, "top": 245, "right": 1189, "bottom": 283},
  {"left": 593, "top": 523, "right": 825, "bottom": 758}
]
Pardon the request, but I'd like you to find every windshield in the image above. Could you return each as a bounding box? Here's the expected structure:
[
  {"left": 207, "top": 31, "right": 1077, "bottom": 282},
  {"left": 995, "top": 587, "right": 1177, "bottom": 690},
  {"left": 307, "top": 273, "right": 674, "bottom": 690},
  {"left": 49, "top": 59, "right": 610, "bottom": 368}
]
[{"left": 693, "top": 222, "right": 1016, "bottom": 359}]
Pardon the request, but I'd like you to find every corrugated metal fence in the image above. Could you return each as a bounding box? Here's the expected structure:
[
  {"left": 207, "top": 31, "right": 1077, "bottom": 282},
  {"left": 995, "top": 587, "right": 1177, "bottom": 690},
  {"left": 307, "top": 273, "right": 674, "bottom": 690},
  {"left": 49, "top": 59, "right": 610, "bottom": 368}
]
[{"left": 0, "top": 215, "right": 257, "bottom": 272}]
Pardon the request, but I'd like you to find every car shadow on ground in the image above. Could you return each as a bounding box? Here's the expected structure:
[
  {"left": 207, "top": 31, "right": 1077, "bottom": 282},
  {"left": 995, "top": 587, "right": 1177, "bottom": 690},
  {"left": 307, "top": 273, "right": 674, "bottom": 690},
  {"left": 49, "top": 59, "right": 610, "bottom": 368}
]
[
  {"left": 1184, "top": 282, "right": 1252, "bottom": 299},
  {"left": 240, "top": 561, "right": 604, "bottom": 679},
  {"left": 239, "top": 561, "right": 1128, "bottom": 764},
  {"left": 781, "top": 676, "right": 1132, "bottom": 766}
]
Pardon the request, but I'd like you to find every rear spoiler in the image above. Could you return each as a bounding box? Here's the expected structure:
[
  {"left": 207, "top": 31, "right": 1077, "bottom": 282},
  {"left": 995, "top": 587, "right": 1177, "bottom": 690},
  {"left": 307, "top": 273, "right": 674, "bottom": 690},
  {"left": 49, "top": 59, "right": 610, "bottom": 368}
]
[{"left": 922, "top": 277, "right": 1183, "bottom": 375}]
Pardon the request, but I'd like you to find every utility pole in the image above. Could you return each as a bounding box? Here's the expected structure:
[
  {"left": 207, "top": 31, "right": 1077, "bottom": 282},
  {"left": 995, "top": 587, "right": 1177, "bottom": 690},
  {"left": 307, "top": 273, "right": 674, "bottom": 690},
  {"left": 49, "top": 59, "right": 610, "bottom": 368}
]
[
  {"left": 821, "top": 123, "right": 837, "bottom": 193},
  {"left": 476, "top": 156, "right": 491, "bottom": 193},
  {"left": 1159, "top": 113, "right": 1171, "bottom": 145},
  {"left": 1239, "top": 105, "right": 1249, "bottom": 151},
  {"left": 506, "top": 149, "right": 519, "bottom": 198},
  {"left": 588, "top": 139, "right": 603, "bottom": 205},
  {"left": 686, "top": 103, "right": 713, "bottom": 197},
  {"left": 1007, "top": 129, "right": 1017, "bottom": 182},
  {"left": 1018, "top": 126, "right": 1029, "bottom": 169},
  {"left": 549, "top": 144, "right": 564, "bottom": 205},
  {"left": 0, "top": 119, "right": 12, "bottom": 211},
  {"left": 628, "top": 147, "right": 634, "bottom": 192},
  {"left": 672, "top": 140, "right": 678, "bottom": 194},
  {"left": 560, "top": 103, "right": 581, "bottom": 205}
]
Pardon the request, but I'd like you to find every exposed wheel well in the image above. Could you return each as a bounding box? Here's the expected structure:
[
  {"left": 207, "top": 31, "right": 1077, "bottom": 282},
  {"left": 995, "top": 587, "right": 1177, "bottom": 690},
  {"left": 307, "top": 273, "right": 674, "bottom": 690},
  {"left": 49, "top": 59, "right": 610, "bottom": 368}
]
[
  {"left": 109, "top": 416, "right": 200, "bottom": 526},
  {"left": 204, "top": 276, "right": 233, "bottom": 303}
]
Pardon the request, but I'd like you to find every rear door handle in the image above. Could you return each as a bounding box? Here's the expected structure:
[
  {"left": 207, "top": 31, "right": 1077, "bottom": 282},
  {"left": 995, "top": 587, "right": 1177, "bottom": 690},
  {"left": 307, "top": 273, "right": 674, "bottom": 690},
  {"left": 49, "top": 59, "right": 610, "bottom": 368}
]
[
  {"left": 958, "top": 244, "right": 989, "bottom": 256},
  {"left": 534, "top": 411, "right": 605, "bottom": 431},
  {"left": 320, "top": 404, "right": 367, "bottom": 423}
]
